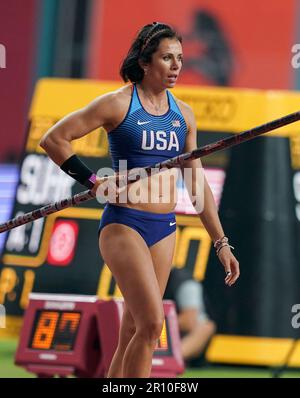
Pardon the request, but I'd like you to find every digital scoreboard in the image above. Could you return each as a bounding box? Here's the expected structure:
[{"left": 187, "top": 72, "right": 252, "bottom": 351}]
[
  {"left": 29, "top": 310, "right": 81, "bottom": 351},
  {"left": 15, "top": 294, "right": 103, "bottom": 377},
  {"left": 15, "top": 293, "right": 184, "bottom": 378}
]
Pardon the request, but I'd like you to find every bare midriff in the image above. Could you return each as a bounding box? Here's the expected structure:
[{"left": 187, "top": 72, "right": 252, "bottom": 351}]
[{"left": 111, "top": 167, "right": 179, "bottom": 214}]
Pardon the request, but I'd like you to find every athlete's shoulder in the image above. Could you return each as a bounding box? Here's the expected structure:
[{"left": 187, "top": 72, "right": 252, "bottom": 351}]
[
  {"left": 111, "top": 84, "right": 133, "bottom": 101},
  {"left": 85, "top": 84, "right": 132, "bottom": 130},
  {"left": 172, "top": 96, "right": 195, "bottom": 129},
  {"left": 175, "top": 98, "right": 193, "bottom": 116},
  {"left": 95, "top": 84, "right": 132, "bottom": 109}
]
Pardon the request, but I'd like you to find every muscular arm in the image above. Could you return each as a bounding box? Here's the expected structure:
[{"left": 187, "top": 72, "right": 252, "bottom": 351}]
[
  {"left": 179, "top": 102, "right": 240, "bottom": 285},
  {"left": 180, "top": 103, "right": 224, "bottom": 241},
  {"left": 39, "top": 92, "right": 121, "bottom": 165}
]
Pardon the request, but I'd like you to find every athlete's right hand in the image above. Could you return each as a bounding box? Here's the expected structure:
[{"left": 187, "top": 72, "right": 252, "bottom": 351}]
[
  {"left": 90, "top": 177, "right": 106, "bottom": 197},
  {"left": 90, "top": 175, "right": 127, "bottom": 203}
]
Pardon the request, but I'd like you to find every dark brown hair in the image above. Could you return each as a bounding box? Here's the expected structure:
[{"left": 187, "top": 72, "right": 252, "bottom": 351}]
[{"left": 120, "top": 22, "right": 182, "bottom": 83}]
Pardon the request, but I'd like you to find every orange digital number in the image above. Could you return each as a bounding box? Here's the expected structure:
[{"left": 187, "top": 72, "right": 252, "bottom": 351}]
[
  {"left": 32, "top": 311, "right": 59, "bottom": 349},
  {"left": 156, "top": 320, "right": 168, "bottom": 351},
  {"left": 59, "top": 312, "right": 80, "bottom": 333}
]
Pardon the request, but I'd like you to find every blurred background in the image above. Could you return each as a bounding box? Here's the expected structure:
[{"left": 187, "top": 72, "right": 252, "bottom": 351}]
[{"left": 0, "top": 0, "right": 300, "bottom": 378}]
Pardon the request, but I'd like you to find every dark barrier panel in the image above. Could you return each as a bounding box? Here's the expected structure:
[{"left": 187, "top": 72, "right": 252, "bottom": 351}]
[{"left": 205, "top": 137, "right": 300, "bottom": 338}]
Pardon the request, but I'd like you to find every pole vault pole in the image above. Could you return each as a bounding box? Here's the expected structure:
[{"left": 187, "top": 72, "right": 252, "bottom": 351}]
[{"left": 1, "top": 110, "right": 300, "bottom": 234}]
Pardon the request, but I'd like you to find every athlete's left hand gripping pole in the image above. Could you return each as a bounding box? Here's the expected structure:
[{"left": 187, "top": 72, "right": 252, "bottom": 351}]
[{"left": 1, "top": 109, "right": 300, "bottom": 233}]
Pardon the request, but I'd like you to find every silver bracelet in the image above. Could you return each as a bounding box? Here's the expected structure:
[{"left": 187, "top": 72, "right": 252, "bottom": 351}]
[{"left": 216, "top": 243, "right": 234, "bottom": 256}]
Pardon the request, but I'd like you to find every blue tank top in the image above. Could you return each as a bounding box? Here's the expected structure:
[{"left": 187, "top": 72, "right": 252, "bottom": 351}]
[{"left": 108, "top": 84, "right": 187, "bottom": 171}]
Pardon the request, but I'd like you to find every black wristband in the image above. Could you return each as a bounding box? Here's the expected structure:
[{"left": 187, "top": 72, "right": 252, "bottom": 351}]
[{"left": 60, "top": 154, "right": 96, "bottom": 189}]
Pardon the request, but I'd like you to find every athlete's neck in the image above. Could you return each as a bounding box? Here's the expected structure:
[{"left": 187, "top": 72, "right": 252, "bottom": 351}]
[
  {"left": 137, "top": 82, "right": 166, "bottom": 101},
  {"left": 137, "top": 82, "right": 168, "bottom": 114}
]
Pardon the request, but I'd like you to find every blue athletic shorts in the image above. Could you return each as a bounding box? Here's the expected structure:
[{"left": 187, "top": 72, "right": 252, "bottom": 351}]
[{"left": 98, "top": 204, "right": 177, "bottom": 247}]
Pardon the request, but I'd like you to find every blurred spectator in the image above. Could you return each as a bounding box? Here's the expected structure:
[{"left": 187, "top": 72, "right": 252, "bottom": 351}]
[
  {"left": 184, "top": 9, "right": 234, "bottom": 86},
  {"left": 164, "top": 267, "right": 216, "bottom": 363}
]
